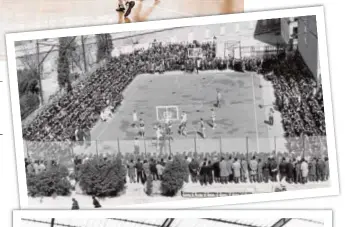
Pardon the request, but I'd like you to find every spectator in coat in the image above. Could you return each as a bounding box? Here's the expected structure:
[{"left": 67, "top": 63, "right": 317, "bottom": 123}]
[
  {"left": 219, "top": 157, "right": 229, "bottom": 184},
  {"left": 199, "top": 161, "right": 208, "bottom": 186},
  {"left": 92, "top": 196, "right": 101, "bottom": 208},
  {"left": 316, "top": 157, "right": 326, "bottom": 181},
  {"left": 156, "top": 161, "right": 164, "bottom": 180},
  {"left": 240, "top": 158, "right": 248, "bottom": 183},
  {"left": 149, "top": 159, "right": 158, "bottom": 180},
  {"left": 189, "top": 159, "right": 200, "bottom": 183},
  {"left": 262, "top": 159, "right": 270, "bottom": 183},
  {"left": 212, "top": 159, "right": 220, "bottom": 183},
  {"left": 135, "top": 159, "right": 144, "bottom": 184},
  {"left": 257, "top": 158, "right": 263, "bottom": 183},
  {"left": 279, "top": 157, "right": 287, "bottom": 182},
  {"left": 232, "top": 158, "right": 241, "bottom": 183},
  {"left": 269, "top": 157, "right": 278, "bottom": 182},
  {"left": 295, "top": 158, "right": 302, "bottom": 184},
  {"left": 227, "top": 156, "right": 234, "bottom": 183},
  {"left": 301, "top": 158, "right": 309, "bottom": 184},
  {"left": 143, "top": 160, "right": 150, "bottom": 183},
  {"left": 207, "top": 160, "right": 214, "bottom": 185},
  {"left": 127, "top": 159, "right": 136, "bottom": 183},
  {"left": 324, "top": 157, "right": 329, "bottom": 181},
  {"left": 71, "top": 198, "right": 79, "bottom": 210},
  {"left": 184, "top": 156, "right": 190, "bottom": 183},
  {"left": 286, "top": 158, "right": 294, "bottom": 183},
  {"left": 249, "top": 156, "right": 258, "bottom": 183},
  {"left": 308, "top": 158, "right": 317, "bottom": 182}
]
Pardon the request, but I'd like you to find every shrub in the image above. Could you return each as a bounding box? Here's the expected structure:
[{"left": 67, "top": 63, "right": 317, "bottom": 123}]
[
  {"left": 161, "top": 155, "right": 189, "bottom": 196},
  {"left": 78, "top": 154, "right": 126, "bottom": 197},
  {"left": 145, "top": 174, "right": 153, "bottom": 196},
  {"left": 27, "top": 165, "right": 72, "bottom": 197}
]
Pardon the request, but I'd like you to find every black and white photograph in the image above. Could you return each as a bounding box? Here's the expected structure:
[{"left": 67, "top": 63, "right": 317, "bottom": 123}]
[
  {"left": 13, "top": 210, "right": 332, "bottom": 227},
  {"left": 6, "top": 7, "right": 339, "bottom": 209}
]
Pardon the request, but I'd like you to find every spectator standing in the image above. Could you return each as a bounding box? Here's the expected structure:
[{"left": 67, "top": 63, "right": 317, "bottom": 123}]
[
  {"left": 249, "top": 156, "right": 258, "bottom": 183},
  {"left": 219, "top": 157, "right": 229, "bottom": 184},
  {"left": 71, "top": 198, "right": 79, "bottom": 210},
  {"left": 257, "top": 158, "right": 263, "bottom": 183},
  {"left": 189, "top": 159, "right": 200, "bottom": 183},
  {"left": 135, "top": 159, "right": 144, "bottom": 184},
  {"left": 232, "top": 158, "right": 241, "bottom": 183},
  {"left": 127, "top": 159, "right": 136, "bottom": 183},
  {"left": 92, "top": 196, "right": 101, "bottom": 208},
  {"left": 301, "top": 158, "right": 309, "bottom": 184}
]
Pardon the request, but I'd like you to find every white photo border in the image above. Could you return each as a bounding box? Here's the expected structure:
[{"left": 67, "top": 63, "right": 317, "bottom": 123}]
[
  {"left": 5, "top": 6, "right": 340, "bottom": 209},
  {"left": 13, "top": 210, "right": 333, "bottom": 226}
]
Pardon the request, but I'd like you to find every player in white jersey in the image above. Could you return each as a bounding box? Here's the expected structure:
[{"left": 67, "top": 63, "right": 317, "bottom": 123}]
[
  {"left": 200, "top": 118, "right": 206, "bottom": 138},
  {"left": 181, "top": 111, "right": 187, "bottom": 125},
  {"left": 211, "top": 108, "right": 216, "bottom": 129},
  {"left": 139, "top": 118, "right": 145, "bottom": 137},
  {"left": 216, "top": 90, "right": 222, "bottom": 108},
  {"left": 155, "top": 125, "right": 162, "bottom": 149},
  {"left": 179, "top": 111, "right": 187, "bottom": 135},
  {"left": 132, "top": 110, "right": 138, "bottom": 127}
]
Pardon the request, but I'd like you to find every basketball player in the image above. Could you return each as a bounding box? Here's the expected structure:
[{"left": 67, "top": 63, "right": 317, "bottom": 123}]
[
  {"left": 179, "top": 111, "right": 187, "bottom": 135},
  {"left": 196, "top": 58, "right": 201, "bottom": 74},
  {"left": 116, "top": 0, "right": 135, "bottom": 17},
  {"left": 216, "top": 90, "right": 222, "bottom": 108},
  {"left": 268, "top": 108, "right": 274, "bottom": 126},
  {"left": 139, "top": 118, "right": 145, "bottom": 137},
  {"left": 132, "top": 110, "right": 138, "bottom": 127},
  {"left": 167, "top": 120, "right": 173, "bottom": 136},
  {"left": 200, "top": 118, "right": 206, "bottom": 138},
  {"left": 180, "top": 111, "right": 187, "bottom": 126},
  {"left": 211, "top": 108, "right": 216, "bottom": 129},
  {"left": 155, "top": 125, "right": 162, "bottom": 150}
]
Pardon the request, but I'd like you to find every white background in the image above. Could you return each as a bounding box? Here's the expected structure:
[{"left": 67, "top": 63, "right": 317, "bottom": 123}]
[{"left": 0, "top": 0, "right": 344, "bottom": 226}]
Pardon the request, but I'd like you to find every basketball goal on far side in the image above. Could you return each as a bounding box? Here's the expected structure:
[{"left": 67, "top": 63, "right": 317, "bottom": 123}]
[
  {"left": 187, "top": 47, "right": 203, "bottom": 59},
  {"left": 156, "top": 105, "right": 179, "bottom": 123}
]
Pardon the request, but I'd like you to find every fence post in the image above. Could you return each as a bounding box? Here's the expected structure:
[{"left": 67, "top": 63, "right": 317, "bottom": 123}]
[
  {"left": 168, "top": 137, "right": 172, "bottom": 156},
  {"left": 117, "top": 137, "right": 121, "bottom": 154},
  {"left": 274, "top": 136, "right": 277, "bottom": 152},
  {"left": 246, "top": 136, "right": 249, "bottom": 161},
  {"left": 302, "top": 134, "right": 305, "bottom": 158},
  {"left": 219, "top": 136, "right": 222, "bottom": 155},
  {"left": 144, "top": 138, "right": 147, "bottom": 156},
  {"left": 96, "top": 140, "right": 99, "bottom": 157},
  {"left": 194, "top": 136, "right": 197, "bottom": 153}
]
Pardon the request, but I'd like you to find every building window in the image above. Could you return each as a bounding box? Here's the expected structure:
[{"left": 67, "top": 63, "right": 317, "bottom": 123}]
[
  {"left": 205, "top": 29, "right": 210, "bottom": 39},
  {"left": 262, "top": 20, "right": 267, "bottom": 26},
  {"left": 220, "top": 26, "right": 226, "bottom": 35},
  {"left": 235, "top": 23, "right": 240, "bottom": 32},
  {"left": 188, "top": 32, "right": 194, "bottom": 42}
]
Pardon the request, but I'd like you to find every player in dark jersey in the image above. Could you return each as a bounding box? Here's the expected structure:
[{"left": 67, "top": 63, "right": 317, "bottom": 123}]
[
  {"left": 200, "top": 118, "right": 206, "bottom": 138},
  {"left": 116, "top": 0, "right": 135, "bottom": 17}
]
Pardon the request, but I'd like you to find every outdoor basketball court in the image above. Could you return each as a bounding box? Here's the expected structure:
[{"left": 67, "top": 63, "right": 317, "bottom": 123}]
[{"left": 90, "top": 70, "right": 285, "bottom": 156}]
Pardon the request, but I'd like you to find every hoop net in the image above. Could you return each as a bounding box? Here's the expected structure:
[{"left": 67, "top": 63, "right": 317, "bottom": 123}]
[{"left": 156, "top": 105, "right": 179, "bottom": 123}]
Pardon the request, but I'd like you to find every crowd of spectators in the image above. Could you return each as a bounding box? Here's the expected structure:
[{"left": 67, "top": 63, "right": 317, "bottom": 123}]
[
  {"left": 25, "top": 152, "right": 330, "bottom": 188},
  {"left": 22, "top": 40, "right": 327, "bottom": 169}
]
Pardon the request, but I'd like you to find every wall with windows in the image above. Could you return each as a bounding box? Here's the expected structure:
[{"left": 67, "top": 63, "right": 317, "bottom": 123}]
[{"left": 297, "top": 15, "right": 318, "bottom": 80}]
